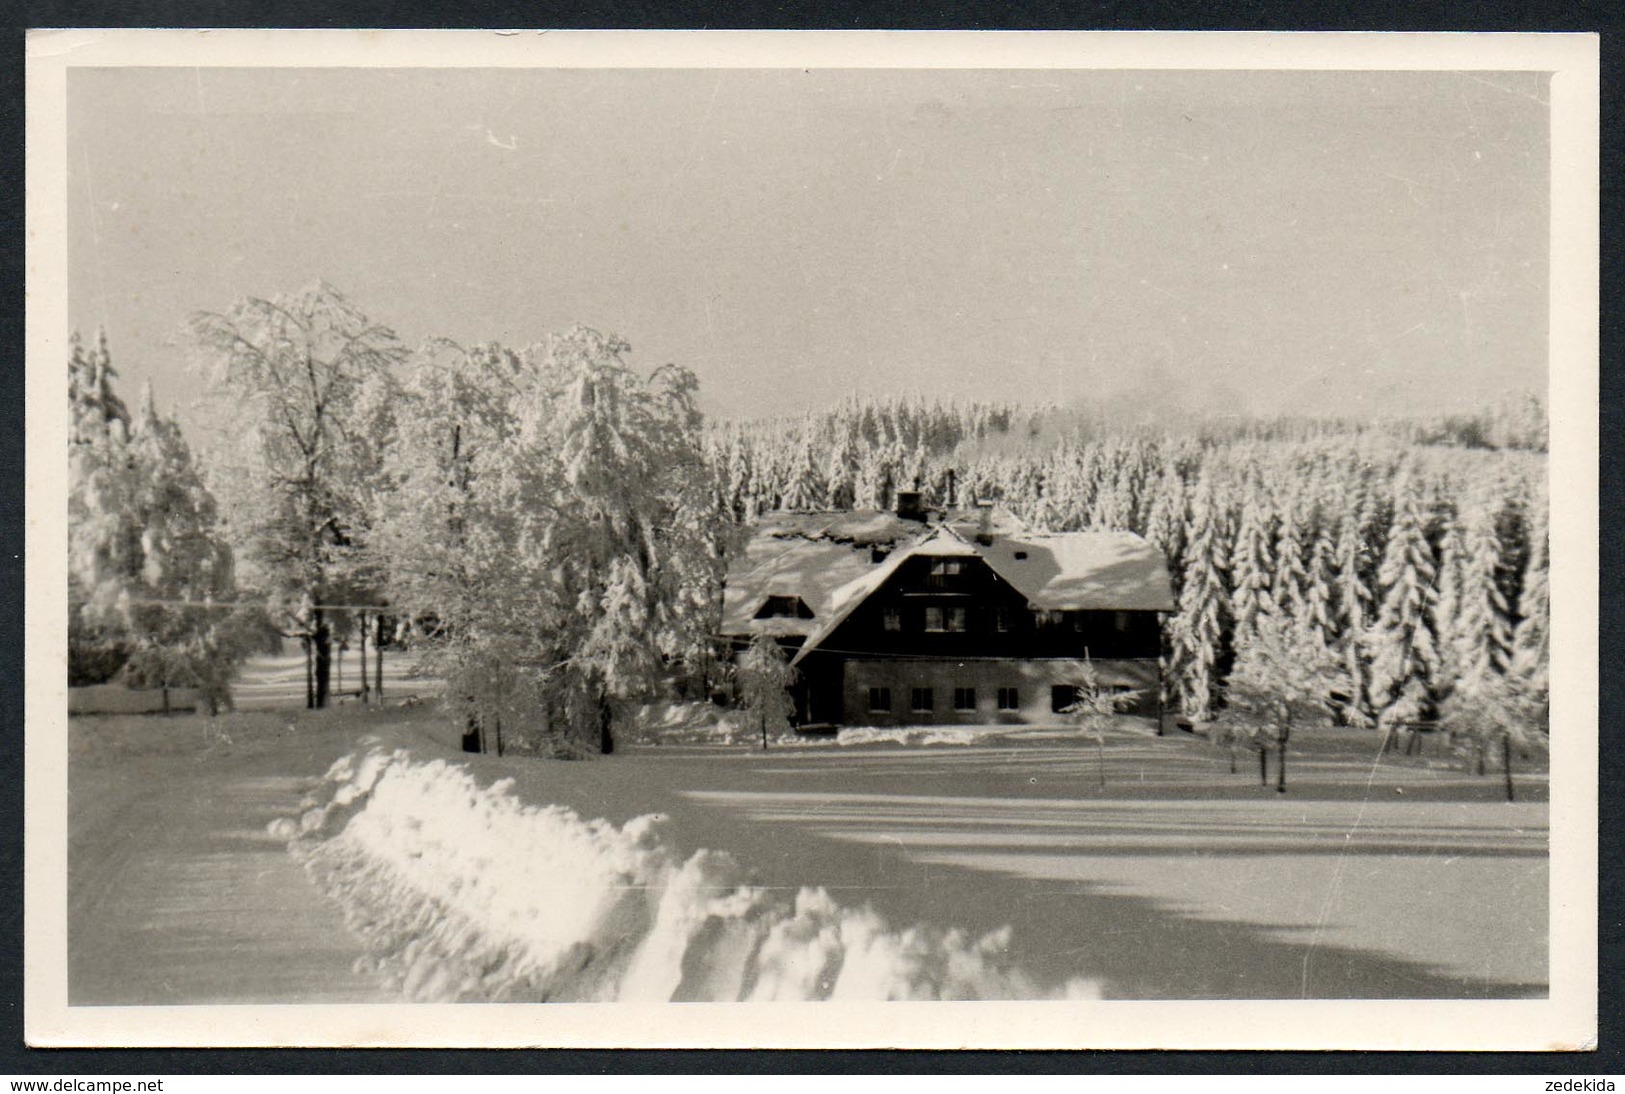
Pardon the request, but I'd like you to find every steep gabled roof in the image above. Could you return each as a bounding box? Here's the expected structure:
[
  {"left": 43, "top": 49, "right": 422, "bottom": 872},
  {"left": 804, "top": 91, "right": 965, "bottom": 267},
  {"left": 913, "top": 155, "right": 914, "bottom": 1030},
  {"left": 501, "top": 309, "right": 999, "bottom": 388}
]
[
  {"left": 786, "top": 527, "right": 981, "bottom": 663},
  {"left": 722, "top": 509, "right": 1175, "bottom": 655}
]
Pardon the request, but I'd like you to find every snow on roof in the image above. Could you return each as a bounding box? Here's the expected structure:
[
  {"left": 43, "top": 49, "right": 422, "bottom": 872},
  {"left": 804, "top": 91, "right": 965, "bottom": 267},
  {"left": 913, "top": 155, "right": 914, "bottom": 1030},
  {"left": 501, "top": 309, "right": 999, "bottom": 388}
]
[
  {"left": 724, "top": 511, "right": 1175, "bottom": 652},
  {"left": 720, "top": 535, "right": 880, "bottom": 637},
  {"left": 749, "top": 509, "right": 925, "bottom": 545},
  {"left": 979, "top": 531, "right": 1176, "bottom": 613}
]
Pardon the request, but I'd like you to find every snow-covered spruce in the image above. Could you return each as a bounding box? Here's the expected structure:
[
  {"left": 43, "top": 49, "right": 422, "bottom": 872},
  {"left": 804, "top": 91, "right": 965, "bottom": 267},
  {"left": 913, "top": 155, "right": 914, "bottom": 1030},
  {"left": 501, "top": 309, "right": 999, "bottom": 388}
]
[{"left": 273, "top": 750, "right": 1100, "bottom": 1003}]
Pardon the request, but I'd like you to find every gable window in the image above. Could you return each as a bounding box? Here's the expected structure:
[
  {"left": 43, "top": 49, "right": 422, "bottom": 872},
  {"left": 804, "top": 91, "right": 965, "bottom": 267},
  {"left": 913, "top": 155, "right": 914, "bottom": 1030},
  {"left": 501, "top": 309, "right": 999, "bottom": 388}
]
[
  {"left": 1051, "top": 685, "right": 1080, "bottom": 713},
  {"left": 868, "top": 687, "right": 892, "bottom": 714},
  {"left": 925, "top": 558, "right": 966, "bottom": 590},
  {"left": 997, "top": 687, "right": 1020, "bottom": 711},
  {"left": 910, "top": 687, "right": 934, "bottom": 713},
  {"left": 882, "top": 606, "right": 902, "bottom": 632},
  {"left": 953, "top": 687, "right": 976, "bottom": 712},
  {"left": 755, "top": 595, "right": 813, "bottom": 620}
]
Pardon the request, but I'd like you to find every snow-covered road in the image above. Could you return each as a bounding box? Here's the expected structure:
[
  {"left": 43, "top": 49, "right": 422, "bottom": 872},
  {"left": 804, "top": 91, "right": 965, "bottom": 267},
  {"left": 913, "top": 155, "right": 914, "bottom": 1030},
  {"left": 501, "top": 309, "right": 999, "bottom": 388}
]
[{"left": 68, "top": 717, "right": 396, "bottom": 1004}]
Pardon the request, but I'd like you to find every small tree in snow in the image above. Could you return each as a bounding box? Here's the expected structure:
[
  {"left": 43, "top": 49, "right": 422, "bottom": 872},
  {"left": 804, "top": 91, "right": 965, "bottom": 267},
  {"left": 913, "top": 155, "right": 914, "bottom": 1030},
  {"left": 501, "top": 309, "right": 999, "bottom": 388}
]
[
  {"left": 1438, "top": 671, "right": 1547, "bottom": 801},
  {"left": 1061, "top": 661, "right": 1141, "bottom": 787},
  {"left": 736, "top": 634, "right": 796, "bottom": 748},
  {"left": 1218, "top": 612, "right": 1340, "bottom": 793}
]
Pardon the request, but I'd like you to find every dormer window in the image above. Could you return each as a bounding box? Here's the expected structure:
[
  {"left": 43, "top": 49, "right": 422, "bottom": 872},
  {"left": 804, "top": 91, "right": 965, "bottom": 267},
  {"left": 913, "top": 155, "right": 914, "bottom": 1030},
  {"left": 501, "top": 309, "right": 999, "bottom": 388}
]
[
  {"left": 755, "top": 595, "right": 814, "bottom": 620},
  {"left": 1012, "top": 550, "right": 1028, "bottom": 561}
]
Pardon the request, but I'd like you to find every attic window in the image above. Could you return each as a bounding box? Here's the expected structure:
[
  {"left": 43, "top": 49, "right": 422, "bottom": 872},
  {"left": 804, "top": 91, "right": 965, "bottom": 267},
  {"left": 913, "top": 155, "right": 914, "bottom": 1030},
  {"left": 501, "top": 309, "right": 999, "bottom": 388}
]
[
  {"left": 755, "top": 595, "right": 814, "bottom": 620},
  {"left": 870, "top": 547, "right": 890, "bottom": 564},
  {"left": 1012, "top": 550, "right": 1028, "bottom": 560}
]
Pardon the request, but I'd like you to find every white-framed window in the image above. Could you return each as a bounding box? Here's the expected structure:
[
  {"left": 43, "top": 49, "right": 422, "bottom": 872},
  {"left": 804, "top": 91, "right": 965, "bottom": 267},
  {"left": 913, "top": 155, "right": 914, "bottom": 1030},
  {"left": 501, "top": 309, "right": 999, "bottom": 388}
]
[
  {"left": 995, "top": 607, "right": 1011, "bottom": 633},
  {"left": 924, "top": 606, "right": 946, "bottom": 632},
  {"left": 883, "top": 606, "right": 902, "bottom": 632},
  {"left": 946, "top": 606, "right": 968, "bottom": 632},
  {"left": 953, "top": 687, "right": 976, "bottom": 712},
  {"left": 1114, "top": 611, "right": 1131, "bottom": 632}
]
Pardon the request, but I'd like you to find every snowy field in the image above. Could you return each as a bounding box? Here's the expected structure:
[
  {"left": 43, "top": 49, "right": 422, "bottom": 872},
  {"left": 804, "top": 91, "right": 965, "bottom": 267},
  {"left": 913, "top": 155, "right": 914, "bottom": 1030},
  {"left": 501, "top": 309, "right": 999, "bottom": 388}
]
[{"left": 68, "top": 700, "right": 1547, "bottom": 1004}]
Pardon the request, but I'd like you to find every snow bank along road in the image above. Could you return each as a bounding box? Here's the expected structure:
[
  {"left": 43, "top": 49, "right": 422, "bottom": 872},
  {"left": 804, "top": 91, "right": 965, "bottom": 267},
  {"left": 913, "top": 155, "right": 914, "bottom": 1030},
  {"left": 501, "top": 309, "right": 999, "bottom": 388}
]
[{"left": 68, "top": 707, "right": 1547, "bottom": 1003}]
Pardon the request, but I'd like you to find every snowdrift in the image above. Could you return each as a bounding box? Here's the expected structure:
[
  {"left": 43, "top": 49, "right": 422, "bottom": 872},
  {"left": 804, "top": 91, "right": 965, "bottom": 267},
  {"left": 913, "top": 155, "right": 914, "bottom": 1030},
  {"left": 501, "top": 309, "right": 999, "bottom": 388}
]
[{"left": 274, "top": 749, "right": 1100, "bottom": 1003}]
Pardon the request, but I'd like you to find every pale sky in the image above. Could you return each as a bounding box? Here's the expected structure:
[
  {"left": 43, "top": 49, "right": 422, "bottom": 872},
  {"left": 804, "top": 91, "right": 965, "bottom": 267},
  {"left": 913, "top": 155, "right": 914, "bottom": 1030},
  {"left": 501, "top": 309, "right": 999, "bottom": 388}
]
[{"left": 67, "top": 66, "right": 1550, "bottom": 432}]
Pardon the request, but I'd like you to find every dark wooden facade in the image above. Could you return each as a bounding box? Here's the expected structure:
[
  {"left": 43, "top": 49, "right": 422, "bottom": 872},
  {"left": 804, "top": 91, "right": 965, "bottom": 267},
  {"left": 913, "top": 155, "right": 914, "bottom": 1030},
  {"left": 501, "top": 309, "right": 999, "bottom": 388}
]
[{"left": 788, "top": 553, "right": 1162, "bottom": 725}]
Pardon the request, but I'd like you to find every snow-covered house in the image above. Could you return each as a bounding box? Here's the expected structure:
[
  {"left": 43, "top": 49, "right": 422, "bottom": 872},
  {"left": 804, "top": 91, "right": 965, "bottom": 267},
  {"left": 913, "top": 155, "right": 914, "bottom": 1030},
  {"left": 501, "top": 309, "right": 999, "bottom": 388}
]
[{"left": 721, "top": 493, "right": 1176, "bottom": 726}]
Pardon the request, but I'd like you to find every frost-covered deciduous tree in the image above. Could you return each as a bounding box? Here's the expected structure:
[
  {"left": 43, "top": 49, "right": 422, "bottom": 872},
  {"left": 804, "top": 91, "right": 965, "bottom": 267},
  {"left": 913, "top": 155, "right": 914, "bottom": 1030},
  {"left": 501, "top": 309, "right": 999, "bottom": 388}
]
[
  {"left": 1219, "top": 612, "right": 1340, "bottom": 793},
  {"left": 737, "top": 633, "right": 796, "bottom": 748},
  {"left": 372, "top": 339, "right": 536, "bottom": 735},
  {"left": 380, "top": 326, "right": 721, "bottom": 754},
  {"left": 542, "top": 327, "right": 719, "bottom": 753},
  {"left": 189, "top": 282, "right": 405, "bottom": 708},
  {"left": 1439, "top": 670, "right": 1546, "bottom": 801}
]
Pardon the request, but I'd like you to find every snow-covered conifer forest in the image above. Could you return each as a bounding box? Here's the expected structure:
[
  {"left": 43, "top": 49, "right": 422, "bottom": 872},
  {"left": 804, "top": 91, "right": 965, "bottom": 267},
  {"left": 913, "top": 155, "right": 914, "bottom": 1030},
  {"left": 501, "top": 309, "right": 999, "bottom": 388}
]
[{"left": 68, "top": 283, "right": 1550, "bottom": 756}]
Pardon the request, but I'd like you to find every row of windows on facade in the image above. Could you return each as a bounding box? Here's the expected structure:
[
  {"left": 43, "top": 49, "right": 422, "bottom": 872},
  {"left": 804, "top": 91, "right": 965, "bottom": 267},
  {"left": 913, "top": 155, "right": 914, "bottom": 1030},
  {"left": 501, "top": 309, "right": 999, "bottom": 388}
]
[
  {"left": 866, "top": 685, "right": 1093, "bottom": 714},
  {"left": 755, "top": 595, "right": 1136, "bottom": 634},
  {"left": 891, "top": 607, "right": 1136, "bottom": 633}
]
